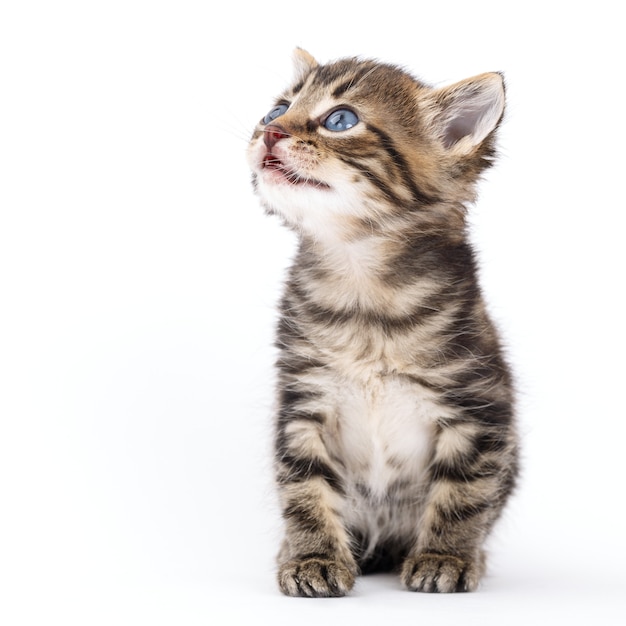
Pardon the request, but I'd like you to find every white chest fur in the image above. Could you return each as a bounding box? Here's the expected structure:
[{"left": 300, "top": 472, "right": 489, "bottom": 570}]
[
  {"left": 324, "top": 373, "right": 437, "bottom": 499},
  {"left": 316, "top": 372, "right": 441, "bottom": 552}
]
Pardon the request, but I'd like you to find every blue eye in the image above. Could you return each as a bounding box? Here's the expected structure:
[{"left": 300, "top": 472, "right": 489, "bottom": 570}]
[
  {"left": 263, "top": 103, "right": 289, "bottom": 124},
  {"left": 324, "top": 108, "right": 359, "bottom": 132}
]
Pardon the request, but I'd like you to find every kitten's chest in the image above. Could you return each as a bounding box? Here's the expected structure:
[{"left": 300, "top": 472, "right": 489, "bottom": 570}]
[{"left": 323, "top": 373, "right": 437, "bottom": 499}]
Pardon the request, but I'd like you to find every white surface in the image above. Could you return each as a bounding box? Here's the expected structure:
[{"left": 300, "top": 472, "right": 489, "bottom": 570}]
[{"left": 1, "top": 1, "right": 625, "bottom": 624}]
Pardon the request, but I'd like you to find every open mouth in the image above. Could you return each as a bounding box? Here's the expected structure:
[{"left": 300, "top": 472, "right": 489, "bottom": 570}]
[{"left": 262, "top": 154, "right": 329, "bottom": 189}]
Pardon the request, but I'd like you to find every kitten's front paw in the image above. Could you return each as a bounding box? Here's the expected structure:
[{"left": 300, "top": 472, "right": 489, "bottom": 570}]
[
  {"left": 401, "top": 553, "right": 482, "bottom": 593},
  {"left": 278, "top": 557, "right": 355, "bottom": 597}
]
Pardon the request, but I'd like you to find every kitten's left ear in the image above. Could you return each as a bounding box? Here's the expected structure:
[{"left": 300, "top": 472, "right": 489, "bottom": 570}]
[
  {"left": 292, "top": 48, "right": 318, "bottom": 84},
  {"left": 428, "top": 73, "right": 505, "bottom": 155}
]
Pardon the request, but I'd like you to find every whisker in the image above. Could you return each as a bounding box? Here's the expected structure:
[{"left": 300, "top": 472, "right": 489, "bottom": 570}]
[{"left": 223, "top": 118, "right": 256, "bottom": 144}]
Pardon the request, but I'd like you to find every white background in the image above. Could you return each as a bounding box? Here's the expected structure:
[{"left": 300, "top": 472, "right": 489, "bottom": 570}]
[{"left": 1, "top": 1, "right": 625, "bottom": 624}]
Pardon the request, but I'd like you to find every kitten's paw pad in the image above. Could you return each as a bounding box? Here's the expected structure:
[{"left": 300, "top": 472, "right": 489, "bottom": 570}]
[
  {"left": 278, "top": 557, "right": 355, "bottom": 597},
  {"left": 401, "top": 553, "right": 480, "bottom": 593}
]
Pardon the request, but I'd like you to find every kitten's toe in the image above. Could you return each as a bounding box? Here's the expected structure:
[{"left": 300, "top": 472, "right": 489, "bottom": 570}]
[
  {"left": 278, "top": 557, "right": 355, "bottom": 597},
  {"left": 401, "top": 553, "right": 483, "bottom": 593}
]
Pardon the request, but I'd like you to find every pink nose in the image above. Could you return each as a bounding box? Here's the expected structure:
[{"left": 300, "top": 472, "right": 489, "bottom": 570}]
[{"left": 264, "top": 124, "right": 288, "bottom": 150}]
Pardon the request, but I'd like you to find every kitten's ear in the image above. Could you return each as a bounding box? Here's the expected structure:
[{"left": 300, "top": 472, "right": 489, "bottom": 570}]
[
  {"left": 292, "top": 48, "right": 318, "bottom": 84},
  {"left": 427, "top": 73, "right": 505, "bottom": 155}
]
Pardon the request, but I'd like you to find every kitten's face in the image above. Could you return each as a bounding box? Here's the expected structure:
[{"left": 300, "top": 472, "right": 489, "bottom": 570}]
[
  {"left": 247, "top": 57, "right": 412, "bottom": 239},
  {"left": 247, "top": 50, "right": 504, "bottom": 241}
]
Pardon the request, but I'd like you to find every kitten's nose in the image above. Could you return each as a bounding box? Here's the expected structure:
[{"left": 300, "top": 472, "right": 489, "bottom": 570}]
[{"left": 264, "top": 124, "right": 288, "bottom": 150}]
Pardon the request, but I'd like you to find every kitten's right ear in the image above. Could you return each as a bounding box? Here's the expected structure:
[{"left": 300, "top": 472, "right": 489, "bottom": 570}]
[{"left": 292, "top": 48, "right": 318, "bottom": 84}]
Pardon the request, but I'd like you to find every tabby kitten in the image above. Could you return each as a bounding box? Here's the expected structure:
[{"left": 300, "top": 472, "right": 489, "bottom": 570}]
[{"left": 247, "top": 49, "right": 518, "bottom": 597}]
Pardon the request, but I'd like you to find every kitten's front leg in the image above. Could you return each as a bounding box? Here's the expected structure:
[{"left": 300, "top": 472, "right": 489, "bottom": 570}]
[
  {"left": 401, "top": 422, "right": 515, "bottom": 593},
  {"left": 401, "top": 482, "right": 489, "bottom": 592},
  {"left": 274, "top": 407, "right": 356, "bottom": 597}
]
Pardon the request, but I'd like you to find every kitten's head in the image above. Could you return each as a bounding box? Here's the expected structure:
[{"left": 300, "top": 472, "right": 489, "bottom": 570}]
[{"left": 247, "top": 49, "right": 504, "bottom": 241}]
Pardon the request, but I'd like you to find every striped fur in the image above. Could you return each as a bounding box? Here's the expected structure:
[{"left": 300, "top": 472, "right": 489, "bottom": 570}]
[{"left": 247, "top": 49, "right": 518, "bottom": 597}]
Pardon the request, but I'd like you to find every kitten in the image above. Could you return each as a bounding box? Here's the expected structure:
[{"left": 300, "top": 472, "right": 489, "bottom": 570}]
[{"left": 247, "top": 49, "right": 518, "bottom": 597}]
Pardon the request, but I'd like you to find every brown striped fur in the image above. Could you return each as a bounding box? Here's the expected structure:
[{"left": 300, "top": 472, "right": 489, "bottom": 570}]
[{"left": 247, "top": 49, "right": 518, "bottom": 597}]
